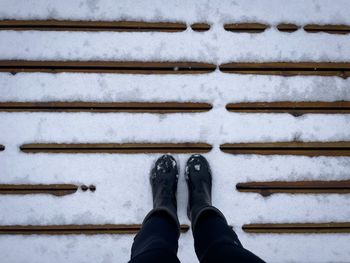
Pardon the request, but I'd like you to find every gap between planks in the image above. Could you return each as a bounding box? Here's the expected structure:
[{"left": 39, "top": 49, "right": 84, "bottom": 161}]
[
  {"left": 191, "top": 23, "right": 210, "bottom": 31},
  {"left": 226, "top": 101, "right": 350, "bottom": 116},
  {"left": 225, "top": 23, "right": 350, "bottom": 34},
  {"left": 0, "top": 224, "right": 190, "bottom": 235},
  {"left": 224, "top": 23, "right": 269, "bottom": 33},
  {"left": 303, "top": 24, "right": 350, "bottom": 34},
  {"left": 220, "top": 141, "right": 350, "bottom": 156},
  {"left": 0, "top": 102, "right": 212, "bottom": 113},
  {"left": 0, "top": 184, "right": 96, "bottom": 196},
  {"left": 0, "top": 20, "right": 187, "bottom": 32},
  {"left": 1, "top": 61, "right": 350, "bottom": 77},
  {"left": 20, "top": 143, "right": 212, "bottom": 154},
  {"left": 219, "top": 62, "right": 350, "bottom": 78},
  {"left": 236, "top": 180, "right": 350, "bottom": 196},
  {"left": 0, "top": 61, "right": 216, "bottom": 74},
  {"left": 1, "top": 20, "right": 349, "bottom": 34},
  {"left": 243, "top": 223, "right": 350, "bottom": 233}
]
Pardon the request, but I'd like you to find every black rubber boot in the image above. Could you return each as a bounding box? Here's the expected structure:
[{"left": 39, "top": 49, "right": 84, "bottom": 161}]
[
  {"left": 142, "top": 155, "right": 180, "bottom": 231},
  {"left": 185, "top": 154, "right": 226, "bottom": 231}
]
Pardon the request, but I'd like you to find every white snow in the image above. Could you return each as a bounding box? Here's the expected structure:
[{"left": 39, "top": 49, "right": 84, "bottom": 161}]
[
  {"left": 0, "top": 1, "right": 350, "bottom": 263},
  {"left": 1, "top": 73, "right": 350, "bottom": 104},
  {"left": 1, "top": 30, "right": 350, "bottom": 62},
  {"left": 1, "top": 0, "right": 350, "bottom": 25},
  {"left": 194, "top": 164, "right": 200, "bottom": 171}
]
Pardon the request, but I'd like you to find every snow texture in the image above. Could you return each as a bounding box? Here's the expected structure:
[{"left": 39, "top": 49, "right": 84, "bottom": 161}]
[
  {"left": 1, "top": 30, "right": 350, "bottom": 63},
  {"left": 0, "top": 1, "right": 350, "bottom": 263}
]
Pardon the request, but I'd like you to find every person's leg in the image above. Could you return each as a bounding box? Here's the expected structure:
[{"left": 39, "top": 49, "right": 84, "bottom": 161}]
[
  {"left": 129, "top": 210, "right": 180, "bottom": 263},
  {"left": 194, "top": 209, "right": 264, "bottom": 262},
  {"left": 129, "top": 155, "right": 180, "bottom": 263},
  {"left": 185, "top": 154, "right": 265, "bottom": 263}
]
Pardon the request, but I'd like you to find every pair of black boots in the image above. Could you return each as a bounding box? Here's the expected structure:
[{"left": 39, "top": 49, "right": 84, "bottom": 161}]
[{"left": 144, "top": 154, "right": 225, "bottom": 232}]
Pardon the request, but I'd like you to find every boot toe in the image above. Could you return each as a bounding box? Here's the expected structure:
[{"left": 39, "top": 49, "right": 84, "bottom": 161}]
[
  {"left": 151, "top": 155, "right": 178, "bottom": 182},
  {"left": 155, "top": 154, "right": 177, "bottom": 173},
  {"left": 185, "top": 154, "right": 211, "bottom": 180}
]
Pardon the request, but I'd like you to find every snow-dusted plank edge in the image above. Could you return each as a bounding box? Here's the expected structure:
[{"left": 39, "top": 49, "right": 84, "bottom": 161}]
[
  {"left": 221, "top": 141, "right": 350, "bottom": 157},
  {"left": 0, "top": 101, "right": 212, "bottom": 113},
  {"left": 242, "top": 222, "right": 350, "bottom": 233},
  {"left": 0, "top": 20, "right": 187, "bottom": 32},
  {"left": 226, "top": 101, "right": 350, "bottom": 116},
  {"left": 3, "top": 20, "right": 350, "bottom": 35},
  {"left": 236, "top": 180, "right": 350, "bottom": 196},
  {"left": 0, "top": 224, "right": 190, "bottom": 234}
]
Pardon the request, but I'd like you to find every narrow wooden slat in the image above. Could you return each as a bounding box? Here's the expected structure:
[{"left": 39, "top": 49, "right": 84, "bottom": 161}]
[
  {"left": 226, "top": 101, "right": 350, "bottom": 116},
  {"left": 191, "top": 23, "right": 210, "bottom": 32},
  {"left": 220, "top": 142, "right": 350, "bottom": 156},
  {"left": 20, "top": 143, "right": 213, "bottom": 154},
  {"left": 0, "top": 20, "right": 187, "bottom": 32},
  {"left": 243, "top": 223, "right": 350, "bottom": 233},
  {"left": 304, "top": 24, "right": 350, "bottom": 34},
  {"left": 224, "top": 23, "right": 269, "bottom": 33},
  {"left": 0, "top": 61, "right": 216, "bottom": 74},
  {"left": 0, "top": 184, "right": 79, "bottom": 196},
  {"left": 0, "top": 145, "right": 4, "bottom": 151},
  {"left": 219, "top": 62, "right": 350, "bottom": 78},
  {"left": 0, "top": 102, "right": 212, "bottom": 113},
  {"left": 236, "top": 180, "right": 350, "bottom": 196},
  {"left": 277, "top": 23, "right": 299, "bottom": 32},
  {"left": 0, "top": 224, "right": 190, "bottom": 235}
]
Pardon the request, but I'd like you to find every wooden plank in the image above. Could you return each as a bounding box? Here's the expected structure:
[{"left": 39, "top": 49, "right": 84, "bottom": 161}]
[
  {"left": 0, "top": 102, "right": 212, "bottom": 113},
  {"left": 0, "top": 61, "right": 216, "bottom": 74},
  {"left": 0, "top": 145, "right": 4, "bottom": 151},
  {"left": 0, "top": 224, "right": 190, "bottom": 235},
  {"left": 277, "top": 23, "right": 299, "bottom": 32},
  {"left": 220, "top": 142, "right": 350, "bottom": 156},
  {"left": 236, "top": 180, "right": 350, "bottom": 196},
  {"left": 224, "top": 23, "right": 269, "bottom": 33},
  {"left": 0, "top": 184, "right": 79, "bottom": 196},
  {"left": 20, "top": 143, "right": 213, "bottom": 154},
  {"left": 243, "top": 222, "right": 350, "bottom": 233},
  {"left": 191, "top": 23, "right": 210, "bottom": 32},
  {"left": 226, "top": 101, "right": 350, "bottom": 116},
  {"left": 304, "top": 24, "right": 350, "bottom": 34},
  {"left": 219, "top": 62, "right": 350, "bottom": 78},
  {"left": 0, "top": 20, "right": 187, "bottom": 32}
]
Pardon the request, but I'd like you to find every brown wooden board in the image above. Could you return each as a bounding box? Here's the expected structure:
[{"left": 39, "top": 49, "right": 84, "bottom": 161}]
[
  {"left": 304, "top": 24, "right": 350, "bottom": 34},
  {"left": 219, "top": 62, "right": 350, "bottom": 78},
  {"left": 226, "top": 101, "right": 350, "bottom": 116},
  {"left": 236, "top": 180, "right": 350, "bottom": 196},
  {"left": 220, "top": 141, "right": 350, "bottom": 156},
  {"left": 243, "top": 222, "right": 350, "bottom": 233},
  {"left": 0, "top": 224, "right": 190, "bottom": 235},
  {"left": 20, "top": 143, "right": 213, "bottom": 154},
  {"left": 277, "top": 23, "right": 299, "bottom": 32},
  {"left": 191, "top": 23, "right": 210, "bottom": 31},
  {"left": 0, "top": 61, "right": 216, "bottom": 74},
  {"left": 0, "top": 184, "right": 79, "bottom": 196},
  {"left": 0, "top": 20, "right": 187, "bottom": 32},
  {"left": 0, "top": 102, "right": 212, "bottom": 113},
  {"left": 224, "top": 23, "right": 269, "bottom": 33},
  {"left": 0, "top": 145, "right": 4, "bottom": 151}
]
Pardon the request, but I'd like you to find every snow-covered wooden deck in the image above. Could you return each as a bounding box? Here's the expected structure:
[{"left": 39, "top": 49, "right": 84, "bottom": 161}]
[{"left": 0, "top": 1, "right": 350, "bottom": 262}]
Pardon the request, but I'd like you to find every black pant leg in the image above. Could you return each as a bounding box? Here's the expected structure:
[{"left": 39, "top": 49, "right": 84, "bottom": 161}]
[
  {"left": 193, "top": 210, "right": 265, "bottom": 263},
  {"left": 129, "top": 210, "right": 180, "bottom": 263}
]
